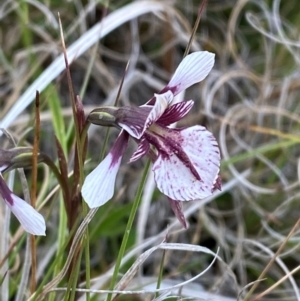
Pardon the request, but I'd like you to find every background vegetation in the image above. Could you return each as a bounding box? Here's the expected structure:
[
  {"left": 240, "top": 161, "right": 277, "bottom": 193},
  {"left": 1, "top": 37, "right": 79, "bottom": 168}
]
[{"left": 0, "top": 0, "right": 300, "bottom": 300}]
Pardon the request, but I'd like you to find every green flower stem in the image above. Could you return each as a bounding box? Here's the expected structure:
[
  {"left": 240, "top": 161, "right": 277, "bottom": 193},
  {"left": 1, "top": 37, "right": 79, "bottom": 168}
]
[
  {"left": 80, "top": 120, "right": 91, "bottom": 301},
  {"left": 80, "top": 121, "right": 91, "bottom": 162},
  {"left": 106, "top": 159, "right": 151, "bottom": 301},
  {"left": 64, "top": 245, "right": 84, "bottom": 301},
  {"left": 40, "top": 153, "right": 64, "bottom": 191},
  {"left": 40, "top": 153, "right": 68, "bottom": 301},
  {"left": 155, "top": 249, "right": 166, "bottom": 298},
  {"left": 80, "top": 201, "right": 91, "bottom": 301},
  {"left": 31, "top": 214, "right": 81, "bottom": 301},
  {"left": 100, "top": 127, "right": 111, "bottom": 161}
]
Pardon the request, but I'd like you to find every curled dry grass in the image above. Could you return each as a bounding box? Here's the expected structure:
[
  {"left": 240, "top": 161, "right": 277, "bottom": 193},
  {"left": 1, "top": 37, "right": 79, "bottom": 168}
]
[{"left": 1, "top": 0, "right": 300, "bottom": 300}]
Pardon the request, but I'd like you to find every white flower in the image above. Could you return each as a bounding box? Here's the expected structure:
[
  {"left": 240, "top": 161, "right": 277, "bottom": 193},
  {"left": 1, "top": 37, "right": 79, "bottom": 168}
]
[{"left": 0, "top": 173, "right": 46, "bottom": 235}]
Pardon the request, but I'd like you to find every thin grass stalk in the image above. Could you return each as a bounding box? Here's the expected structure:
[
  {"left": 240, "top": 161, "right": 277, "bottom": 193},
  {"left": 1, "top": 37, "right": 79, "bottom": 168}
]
[
  {"left": 83, "top": 231, "right": 91, "bottom": 301},
  {"left": 80, "top": 123, "right": 92, "bottom": 301},
  {"left": 58, "top": 15, "right": 91, "bottom": 298},
  {"left": 58, "top": 16, "right": 84, "bottom": 187},
  {"left": 253, "top": 265, "right": 300, "bottom": 300},
  {"left": 14, "top": 169, "right": 31, "bottom": 301},
  {"left": 78, "top": 200, "right": 91, "bottom": 301},
  {"left": 155, "top": 249, "right": 167, "bottom": 299},
  {"left": 46, "top": 88, "right": 69, "bottom": 292},
  {"left": 18, "top": 0, "right": 34, "bottom": 65},
  {"left": 79, "top": 43, "right": 99, "bottom": 100},
  {"left": 15, "top": 236, "right": 31, "bottom": 301},
  {"left": 0, "top": 225, "right": 26, "bottom": 270},
  {"left": 70, "top": 246, "right": 84, "bottom": 301},
  {"left": 244, "top": 218, "right": 300, "bottom": 301},
  {"left": 31, "top": 214, "right": 81, "bottom": 301},
  {"left": 183, "top": 0, "right": 207, "bottom": 58},
  {"left": 49, "top": 193, "right": 68, "bottom": 301},
  {"left": 0, "top": 173, "right": 15, "bottom": 300},
  {"left": 47, "top": 87, "right": 68, "bottom": 155},
  {"left": 30, "top": 91, "right": 40, "bottom": 294},
  {"left": 106, "top": 159, "right": 151, "bottom": 301},
  {"left": 44, "top": 37, "right": 69, "bottom": 301},
  {"left": 64, "top": 244, "right": 83, "bottom": 301},
  {"left": 30, "top": 209, "right": 99, "bottom": 301}
]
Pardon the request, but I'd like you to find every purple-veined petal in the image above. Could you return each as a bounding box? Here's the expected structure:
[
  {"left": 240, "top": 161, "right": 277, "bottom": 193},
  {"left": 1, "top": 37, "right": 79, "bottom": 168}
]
[
  {"left": 156, "top": 100, "right": 194, "bottom": 126},
  {"left": 0, "top": 174, "right": 46, "bottom": 235},
  {"left": 7, "top": 194, "right": 46, "bottom": 235},
  {"left": 118, "top": 91, "right": 173, "bottom": 139},
  {"left": 168, "top": 198, "right": 187, "bottom": 228},
  {"left": 117, "top": 106, "right": 151, "bottom": 139},
  {"left": 129, "top": 137, "right": 150, "bottom": 162},
  {"left": 142, "top": 91, "right": 173, "bottom": 132},
  {"left": 165, "top": 51, "right": 214, "bottom": 96},
  {"left": 152, "top": 126, "right": 220, "bottom": 201},
  {"left": 82, "top": 131, "right": 129, "bottom": 208}
]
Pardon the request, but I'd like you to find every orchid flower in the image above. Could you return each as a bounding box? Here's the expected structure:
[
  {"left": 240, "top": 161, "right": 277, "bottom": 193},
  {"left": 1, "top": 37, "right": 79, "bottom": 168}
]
[
  {"left": 82, "top": 51, "right": 221, "bottom": 226},
  {"left": 0, "top": 149, "right": 46, "bottom": 235}
]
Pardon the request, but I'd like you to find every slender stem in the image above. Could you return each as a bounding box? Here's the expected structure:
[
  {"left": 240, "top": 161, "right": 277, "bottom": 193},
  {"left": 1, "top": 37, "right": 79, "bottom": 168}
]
[
  {"left": 106, "top": 159, "right": 151, "bottom": 301},
  {"left": 155, "top": 249, "right": 166, "bottom": 298},
  {"left": 30, "top": 214, "right": 81, "bottom": 301},
  {"left": 80, "top": 121, "right": 90, "bottom": 159},
  {"left": 80, "top": 120, "right": 91, "bottom": 301},
  {"left": 30, "top": 91, "right": 40, "bottom": 294},
  {"left": 39, "top": 154, "right": 64, "bottom": 190},
  {"left": 244, "top": 218, "right": 300, "bottom": 301},
  {"left": 81, "top": 202, "right": 91, "bottom": 301},
  {"left": 64, "top": 245, "right": 83, "bottom": 301},
  {"left": 58, "top": 16, "right": 84, "bottom": 187},
  {"left": 100, "top": 128, "right": 111, "bottom": 161},
  {"left": 183, "top": 0, "right": 207, "bottom": 58},
  {"left": 74, "top": 109, "right": 89, "bottom": 301},
  {"left": 40, "top": 151, "right": 70, "bottom": 284}
]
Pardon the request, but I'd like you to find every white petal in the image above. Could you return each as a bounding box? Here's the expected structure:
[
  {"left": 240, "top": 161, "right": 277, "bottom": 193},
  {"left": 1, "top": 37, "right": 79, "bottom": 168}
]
[
  {"left": 134, "top": 91, "right": 173, "bottom": 138},
  {"left": 82, "top": 131, "right": 129, "bottom": 208},
  {"left": 166, "top": 51, "right": 215, "bottom": 95},
  {"left": 82, "top": 152, "right": 121, "bottom": 208},
  {"left": 129, "top": 137, "right": 150, "bottom": 162},
  {"left": 153, "top": 126, "right": 220, "bottom": 201},
  {"left": 7, "top": 195, "right": 46, "bottom": 236}
]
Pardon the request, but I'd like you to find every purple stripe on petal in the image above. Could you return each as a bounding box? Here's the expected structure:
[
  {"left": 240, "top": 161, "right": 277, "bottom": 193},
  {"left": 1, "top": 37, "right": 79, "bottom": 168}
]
[
  {"left": 0, "top": 173, "right": 46, "bottom": 235},
  {"left": 0, "top": 174, "right": 14, "bottom": 205},
  {"left": 129, "top": 137, "right": 150, "bottom": 162},
  {"left": 110, "top": 131, "right": 129, "bottom": 165},
  {"left": 152, "top": 126, "right": 220, "bottom": 201},
  {"left": 157, "top": 100, "right": 194, "bottom": 126},
  {"left": 141, "top": 92, "right": 172, "bottom": 132},
  {"left": 82, "top": 131, "right": 129, "bottom": 208},
  {"left": 6, "top": 194, "right": 46, "bottom": 235},
  {"left": 114, "top": 106, "right": 151, "bottom": 139},
  {"left": 145, "top": 128, "right": 201, "bottom": 182},
  {"left": 153, "top": 153, "right": 209, "bottom": 200}
]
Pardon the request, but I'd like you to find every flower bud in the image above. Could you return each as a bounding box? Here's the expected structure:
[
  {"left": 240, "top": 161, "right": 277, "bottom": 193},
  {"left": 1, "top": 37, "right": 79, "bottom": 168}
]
[
  {"left": 88, "top": 106, "right": 119, "bottom": 127},
  {"left": 0, "top": 147, "right": 42, "bottom": 172}
]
